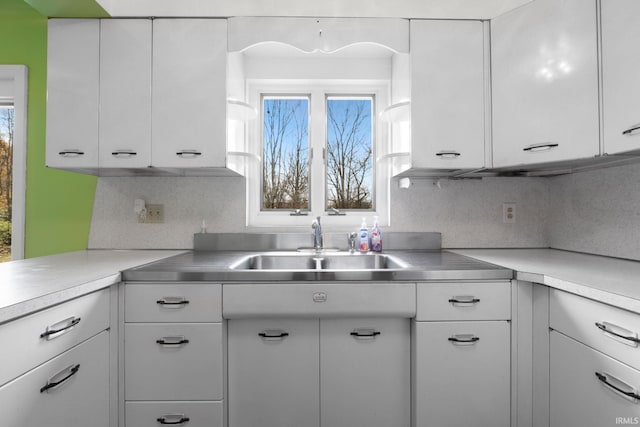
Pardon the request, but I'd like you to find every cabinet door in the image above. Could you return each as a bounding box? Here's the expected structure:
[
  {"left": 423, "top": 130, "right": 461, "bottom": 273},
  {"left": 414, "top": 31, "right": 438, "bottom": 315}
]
[
  {"left": 152, "top": 19, "right": 227, "bottom": 169},
  {"left": 46, "top": 19, "right": 99, "bottom": 169},
  {"left": 491, "top": 0, "right": 600, "bottom": 167},
  {"left": 228, "top": 318, "right": 320, "bottom": 427},
  {"left": 601, "top": 0, "right": 640, "bottom": 155},
  {"left": 0, "top": 331, "right": 109, "bottom": 427},
  {"left": 411, "top": 20, "right": 486, "bottom": 169},
  {"left": 320, "top": 318, "right": 410, "bottom": 427},
  {"left": 99, "top": 19, "right": 152, "bottom": 168},
  {"left": 413, "top": 321, "right": 510, "bottom": 427},
  {"left": 550, "top": 331, "right": 640, "bottom": 427}
]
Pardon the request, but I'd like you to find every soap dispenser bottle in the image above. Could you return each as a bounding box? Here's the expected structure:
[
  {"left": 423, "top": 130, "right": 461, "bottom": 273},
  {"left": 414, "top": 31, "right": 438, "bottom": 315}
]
[
  {"left": 371, "top": 216, "right": 382, "bottom": 252},
  {"left": 358, "top": 218, "right": 369, "bottom": 252}
]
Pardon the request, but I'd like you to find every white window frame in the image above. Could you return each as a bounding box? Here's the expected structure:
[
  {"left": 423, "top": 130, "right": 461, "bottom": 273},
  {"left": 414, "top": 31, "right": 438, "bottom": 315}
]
[
  {"left": 246, "top": 80, "right": 390, "bottom": 229},
  {"left": 0, "top": 65, "right": 27, "bottom": 260}
]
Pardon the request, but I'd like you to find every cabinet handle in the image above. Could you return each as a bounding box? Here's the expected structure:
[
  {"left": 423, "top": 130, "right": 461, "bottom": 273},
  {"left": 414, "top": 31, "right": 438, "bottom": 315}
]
[
  {"left": 156, "top": 336, "right": 190, "bottom": 346},
  {"left": 622, "top": 125, "right": 640, "bottom": 136},
  {"left": 595, "top": 322, "right": 640, "bottom": 345},
  {"left": 595, "top": 372, "right": 640, "bottom": 400},
  {"left": 40, "top": 364, "right": 81, "bottom": 393},
  {"left": 156, "top": 297, "right": 190, "bottom": 307},
  {"left": 259, "top": 330, "right": 289, "bottom": 340},
  {"left": 40, "top": 316, "right": 81, "bottom": 340},
  {"left": 350, "top": 328, "right": 381, "bottom": 339},
  {"left": 58, "top": 149, "right": 85, "bottom": 157},
  {"left": 435, "top": 151, "right": 461, "bottom": 158},
  {"left": 111, "top": 150, "right": 138, "bottom": 158},
  {"left": 157, "top": 415, "right": 191, "bottom": 425},
  {"left": 448, "top": 335, "right": 480, "bottom": 344},
  {"left": 448, "top": 296, "right": 480, "bottom": 306},
  {"left": 523, "top": 143, "right": 559, "bottom": 152},
  {"left": 176, "top": 150, "right": 202, "bottom": 158}
]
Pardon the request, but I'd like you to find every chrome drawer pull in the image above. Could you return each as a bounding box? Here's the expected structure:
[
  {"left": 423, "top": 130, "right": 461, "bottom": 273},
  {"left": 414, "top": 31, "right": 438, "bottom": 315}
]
[
  {"left": 448, "top": 334, "right": 480, "bottom": 345},
  {"left": 40, "top": 316, "right": 81, "bottom": 340},
  {"left": 595, "top": 372, "right": 640, "bottom": 401},
  {"left": 435, "top": 151, "right": 461, "bottom": 158},
  {"left": 523, "top": 142, "right": 559, "bottom": 152},
  {"left": 595, "top": 322, "right": 640, "bottom": 345},
  {"left": 350, "top": 328, "right": 381, "bottom": 339},
  {"left": 156, "top": 297, "right": 190, "bottom": 307},
  {"left": 176, "top": 150, "right": 202, "bottom": 158},
  {"left": 156, "top": 336, "right": 190, "bottom": 346},
  {"left": 157, "top": 414, "right": 190, "bottom": 425},
  {"left": 449, "top": 296, "right": 480, "bottom": 306},
  {"left": 58, "top": 149, "right": 85, "bottom": 157},
  {"left": 40, "top": 364, "right": 80, "bottom": 393},
  {"left": 622, "top": 125, "right": 640, "bottom": 136},
  {"left": 259, "top": 330, "right": 289, "bottom": 341}
]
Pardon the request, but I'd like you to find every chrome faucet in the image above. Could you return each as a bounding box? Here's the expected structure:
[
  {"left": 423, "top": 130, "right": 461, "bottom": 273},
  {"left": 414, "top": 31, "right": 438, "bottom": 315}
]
[{"left": 312, "top": 216, "right": 323, "bottom": 250}]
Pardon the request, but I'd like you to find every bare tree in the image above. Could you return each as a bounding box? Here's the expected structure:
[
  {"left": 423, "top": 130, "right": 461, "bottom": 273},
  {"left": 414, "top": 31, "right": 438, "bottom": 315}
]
[
  {"left": 262, "top": 99, "right": 309, "bottom": 209},
  {"left": 0, "top": 108, "right": 13, "bottom": 221},
  {"left": 326, "top": 101, "right": 373, "bottom": 209}
]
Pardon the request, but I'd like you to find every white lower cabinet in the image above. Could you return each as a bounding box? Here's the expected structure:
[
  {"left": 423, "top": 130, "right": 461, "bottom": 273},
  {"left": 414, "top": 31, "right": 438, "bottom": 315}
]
[
  {"left": 320, "top": 318, "right": 410, "bottom": 427},
  {"left": 126, "top": 401, "right": 223, "bottom": 427},
  {"left": 413, "top": 321, "right": 511, "bottom": 427},
  {"left": 123, "top": 283, "right": 224, "bottom": 427},
  {"left": 227, "top": 317, "right": 410, "bottom": 427},
  {"left": 550, "top": 331, "right": 640, "bottom": 427},
  {"left": 228, "top": 319, "right": 320, "bottom": 427},
  {"left": 0, "top": 330, "right": 109, "bottom": 427}
]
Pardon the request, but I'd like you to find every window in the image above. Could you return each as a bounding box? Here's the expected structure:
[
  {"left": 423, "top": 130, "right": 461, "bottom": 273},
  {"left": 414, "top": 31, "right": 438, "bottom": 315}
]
[
  {"left": 0, "top": 105, "right": 13, "bottom": 262},
  {"left": 247, "top": 81, "right": 389, "bottom": 228}
]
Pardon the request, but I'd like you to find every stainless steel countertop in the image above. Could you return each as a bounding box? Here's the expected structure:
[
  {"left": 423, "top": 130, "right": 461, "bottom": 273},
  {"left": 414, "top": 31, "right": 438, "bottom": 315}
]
[{"left": 122, "top": 250, "right": 513, "bottom": 282}]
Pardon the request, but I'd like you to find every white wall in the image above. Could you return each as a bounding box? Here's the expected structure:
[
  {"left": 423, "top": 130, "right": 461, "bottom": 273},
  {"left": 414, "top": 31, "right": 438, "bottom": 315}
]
[
  {"left": 88, "top": 174, "right": 550, "bottom": 249},
  {"left": 548, "top": 163, "right": 640, "bottom": 261}
]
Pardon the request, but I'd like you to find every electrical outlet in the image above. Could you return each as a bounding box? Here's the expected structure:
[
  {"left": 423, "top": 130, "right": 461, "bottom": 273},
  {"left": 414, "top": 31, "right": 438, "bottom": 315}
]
[
  {"left": 502, "top": 203, "right": 516, "bottom": 224},
  {"left": 144, "top": 204, "right": 164, "bottom": 223}
]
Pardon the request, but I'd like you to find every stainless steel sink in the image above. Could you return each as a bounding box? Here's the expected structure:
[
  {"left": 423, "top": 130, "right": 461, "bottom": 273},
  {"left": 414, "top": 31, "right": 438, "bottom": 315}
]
[{"left": 229, "top": 252, "right": 409, "bottom": 271}]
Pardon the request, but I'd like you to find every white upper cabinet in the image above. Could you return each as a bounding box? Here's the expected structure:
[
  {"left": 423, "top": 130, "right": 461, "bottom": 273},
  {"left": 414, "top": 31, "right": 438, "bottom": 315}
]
[
  {"left": 491, "top": 0, "right": 600, "bottom": 168},
  {"left": 152, "top": 19, "right": 230, "bottom": 170},
  {"left": 228, "top": 17, "right": 409, "bottom": 53},
  {"left": 601, "top": 0, "right": 640, "bottom": 155},
  {"left": 99, "top": 19, "right": 152, "bottom": 169},
  {"left": 409, "top": 20, "right": 486, "bottom": 171},
  {"left": 46, "top": 19, "right": 100, "bottom": 169}
]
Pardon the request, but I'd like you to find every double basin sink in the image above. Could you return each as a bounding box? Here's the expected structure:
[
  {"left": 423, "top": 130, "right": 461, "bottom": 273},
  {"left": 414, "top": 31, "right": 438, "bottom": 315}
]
[{"left": 229, "top": 251, "right": 409, "bottom": 271}]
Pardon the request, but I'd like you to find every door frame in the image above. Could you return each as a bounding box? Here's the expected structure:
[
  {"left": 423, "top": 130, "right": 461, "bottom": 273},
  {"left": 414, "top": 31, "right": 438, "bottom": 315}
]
[{"left": 0, "top": 65, "right": 28, "bottom": 260}]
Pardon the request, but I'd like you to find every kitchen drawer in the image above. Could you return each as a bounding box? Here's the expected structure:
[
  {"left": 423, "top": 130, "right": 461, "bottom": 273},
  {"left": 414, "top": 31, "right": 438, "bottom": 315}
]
[
  {"left": 125, "top": 283, "right": 222, "bottom": 323},
  {"left": 125, "top": 323, "right": 223, "bottom": 400},
  {"left": 0, "top": 288, "right": 110, "bottom": 386},
  {"left": 550, "top": 289, "right": 640, "bottom": 370},
  {"left": 223, "top": 282, "right": 415, "bottom": 318},
  {"left": 416, "top": 282, "right": 511, "bottom": 321},
  {"left": 550, "top": 331, "right": 640, "bottom": 427},
  {"left": 126, "top": 401, "right": 223, "bottom": 427},
  {"left": 0, "top": 330, "right": 109, "bottom": 427}
]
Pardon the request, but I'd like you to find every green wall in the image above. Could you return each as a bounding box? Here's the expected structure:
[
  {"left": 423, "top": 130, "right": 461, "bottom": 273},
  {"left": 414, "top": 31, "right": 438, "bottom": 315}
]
[{"left": 1, "top": 0, "right": 98, "bottom": 258}]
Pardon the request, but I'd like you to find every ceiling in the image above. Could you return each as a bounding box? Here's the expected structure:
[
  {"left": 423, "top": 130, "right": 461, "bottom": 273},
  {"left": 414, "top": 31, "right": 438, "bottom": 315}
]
[{"left": 53, "top": 0, "right": 535, "bottom": 19}]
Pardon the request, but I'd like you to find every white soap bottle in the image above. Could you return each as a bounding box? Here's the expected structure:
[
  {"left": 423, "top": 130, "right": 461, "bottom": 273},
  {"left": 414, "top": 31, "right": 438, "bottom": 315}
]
[{"left": 358, "top": 218, "right": 369, "bottom": 253}]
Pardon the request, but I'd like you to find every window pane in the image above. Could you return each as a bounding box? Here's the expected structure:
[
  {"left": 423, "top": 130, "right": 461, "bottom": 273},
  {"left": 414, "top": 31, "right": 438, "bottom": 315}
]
[
  {"left": 0, "top": 106, "right": 13, "bottom": 263},
  {"left": 262, "top": 97, "right": 310, "bottom": 210},
  {"left": 326, "top": 97, "right": 373, "bottom": 210}
]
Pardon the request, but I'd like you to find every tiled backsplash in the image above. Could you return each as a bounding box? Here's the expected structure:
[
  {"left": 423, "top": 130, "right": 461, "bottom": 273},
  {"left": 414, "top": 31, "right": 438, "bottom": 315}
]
[{"left": 87, "top": 163, "right": 640, "bottom": 260}]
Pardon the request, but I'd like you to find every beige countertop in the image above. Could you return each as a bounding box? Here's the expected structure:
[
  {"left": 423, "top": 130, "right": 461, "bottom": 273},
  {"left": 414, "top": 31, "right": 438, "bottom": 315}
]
[
  {"left": 0, "top": 250, "right": 186, "bottom": 323},
  {"left": 450, "top": 248, "right": 640, "bottom": 314}
]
